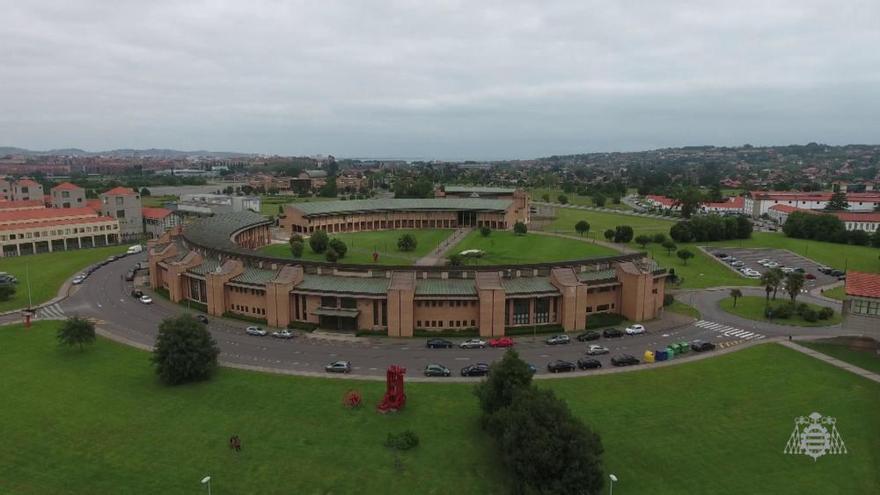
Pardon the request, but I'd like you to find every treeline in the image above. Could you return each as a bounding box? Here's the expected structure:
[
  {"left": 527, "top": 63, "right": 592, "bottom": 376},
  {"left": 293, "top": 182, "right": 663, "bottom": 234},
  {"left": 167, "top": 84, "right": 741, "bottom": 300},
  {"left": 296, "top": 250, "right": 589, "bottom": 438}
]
[
  {"left": 669, "top": 215, "right": 753, "bottom": 242},
  {"left": 783, "top": 212, "right": 880, "bottom": 247},
  {"left": 474, "top": 351, "right": 604, "bottom": 494}
]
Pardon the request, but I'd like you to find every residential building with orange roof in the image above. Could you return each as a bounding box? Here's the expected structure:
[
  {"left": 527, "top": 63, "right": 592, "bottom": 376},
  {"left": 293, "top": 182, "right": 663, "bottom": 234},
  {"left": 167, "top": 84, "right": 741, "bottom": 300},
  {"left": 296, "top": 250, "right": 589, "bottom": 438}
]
[
  {"left": 142, "top": 207, "right": 180, "bottom": 239},
  {"left": 843, "top": 271, "right": 880, "bottom": 333},
  {"left": 50, "top": 182, "right": 86, "bottom": 209},
  {"left": 100, "top": 187, "right": 143, "bottom": 241}
]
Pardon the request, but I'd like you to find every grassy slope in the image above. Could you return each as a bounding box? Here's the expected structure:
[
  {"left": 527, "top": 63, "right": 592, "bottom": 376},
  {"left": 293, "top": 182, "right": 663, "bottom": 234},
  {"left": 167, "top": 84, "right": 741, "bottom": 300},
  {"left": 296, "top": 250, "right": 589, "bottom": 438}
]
[
  {"left": 822, "top": 286, "right": 846, "bottom": 301},
  {"left": 800, "top": 342, "right": 880, "bottom": 375},
  {"left": 0, "top": 245, "right": 130, "bottom": 312},
  {"left": 529, "top": 187, "right": 632, "bottom": 210},
  {"left": 261, "top": 229, "right": 453, "bottom": 265},
  {"left": 1, "top": 322, "right": 878, "bottom": 494},
  {"left": 666, "top": 300, "right": 701, "bottom": 319},
  {"left": 452, "top": 230, "right": 618, "bottom": 264},
  {"left": 719, "top": 296, "right": 842, "bottom": 327}
]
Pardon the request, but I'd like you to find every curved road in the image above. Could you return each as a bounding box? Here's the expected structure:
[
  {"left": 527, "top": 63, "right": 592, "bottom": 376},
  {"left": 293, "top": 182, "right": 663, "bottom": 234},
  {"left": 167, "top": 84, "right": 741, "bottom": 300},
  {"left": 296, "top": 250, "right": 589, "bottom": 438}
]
[{"left": 26, "top": 254, "right": 855, "bottom": 380}]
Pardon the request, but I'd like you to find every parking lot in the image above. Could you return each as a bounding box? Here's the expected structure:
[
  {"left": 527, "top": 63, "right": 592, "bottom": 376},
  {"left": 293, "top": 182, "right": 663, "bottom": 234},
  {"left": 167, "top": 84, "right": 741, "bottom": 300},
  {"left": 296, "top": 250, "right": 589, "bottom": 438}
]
[{"left": 703, "top": 247, "right": 840, "bottom": 287}]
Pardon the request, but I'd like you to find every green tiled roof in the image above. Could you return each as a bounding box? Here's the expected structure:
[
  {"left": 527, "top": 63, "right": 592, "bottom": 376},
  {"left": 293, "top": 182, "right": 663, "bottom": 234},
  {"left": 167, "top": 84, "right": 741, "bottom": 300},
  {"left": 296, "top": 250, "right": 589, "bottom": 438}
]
[
  {"left": 233, "top": 267, "right": 280, "bottom": 285},
  {"left": 502, "top": 277, "right": 559, "bottom": 294},
  {"left": 444, "top": 186, "right": 515, "bottom": 194},
  {"left": 415, "top": 279, "right": 477, "bottom": 296},
  {"left": 289, "top": 198, "right": 512, "bottom": 216},
  {"left": 577, "top": 269, "right": 617, "bottom": 282},
  {"left": 184, "top": 211, "right": 270, "bottom": 250},
  {"left": 296, "top": 274, "right": 390, "bottom": 294},
  {"left": 188, "top": 260, "right": 220, "bottom": 275}
]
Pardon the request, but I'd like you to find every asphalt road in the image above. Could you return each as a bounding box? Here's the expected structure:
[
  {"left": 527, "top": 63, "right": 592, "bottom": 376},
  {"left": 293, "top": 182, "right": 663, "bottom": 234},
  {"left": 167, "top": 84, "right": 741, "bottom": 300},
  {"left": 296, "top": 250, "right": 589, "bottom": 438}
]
[{"left": 29, "top": 253, "right": 854, "bottom": 380}]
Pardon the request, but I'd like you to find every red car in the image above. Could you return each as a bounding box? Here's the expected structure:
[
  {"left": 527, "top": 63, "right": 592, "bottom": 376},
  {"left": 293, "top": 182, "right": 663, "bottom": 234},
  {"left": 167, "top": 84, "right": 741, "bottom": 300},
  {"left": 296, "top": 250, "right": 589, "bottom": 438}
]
[{"left": 488, "top": 337, "right": 515, "bottom": 348}]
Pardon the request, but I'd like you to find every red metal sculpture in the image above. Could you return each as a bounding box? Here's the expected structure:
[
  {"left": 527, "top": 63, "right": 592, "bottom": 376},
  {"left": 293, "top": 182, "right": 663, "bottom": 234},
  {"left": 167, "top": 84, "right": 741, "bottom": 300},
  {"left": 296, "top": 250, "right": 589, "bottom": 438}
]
[{"left": 377, "top": 365, "right": 406, "bottom": 413}]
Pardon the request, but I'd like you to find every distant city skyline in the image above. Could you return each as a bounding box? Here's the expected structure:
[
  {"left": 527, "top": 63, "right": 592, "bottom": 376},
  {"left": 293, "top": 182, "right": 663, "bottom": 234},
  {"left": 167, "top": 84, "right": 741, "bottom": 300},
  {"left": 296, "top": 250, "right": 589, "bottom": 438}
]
[{"left": 2, "top": 1, "right": 879, "bottom": 160}]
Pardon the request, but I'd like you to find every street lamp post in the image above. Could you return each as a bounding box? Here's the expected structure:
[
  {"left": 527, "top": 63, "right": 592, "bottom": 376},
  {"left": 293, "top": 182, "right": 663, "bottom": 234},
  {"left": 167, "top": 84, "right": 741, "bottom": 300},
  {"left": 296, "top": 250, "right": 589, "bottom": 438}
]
[
  {"left": 609, "top": 474, "right": 618, "bottom": 495},
  {"left": 201, "top": 475, "right": 212, "bottom": 495}
]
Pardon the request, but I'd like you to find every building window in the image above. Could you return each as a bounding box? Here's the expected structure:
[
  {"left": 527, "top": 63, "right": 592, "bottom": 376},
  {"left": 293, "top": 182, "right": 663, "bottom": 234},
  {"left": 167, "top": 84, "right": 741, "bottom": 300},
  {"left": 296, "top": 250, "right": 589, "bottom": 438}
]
[
  {"left": 512, "top": 299, "right": 530, "bottom": 325},
  {"left": 596, "top": 304, "right": 610, "bottom": 312},
  {"left": 535, "top": 297, "right": 550, "bottom": 324}
]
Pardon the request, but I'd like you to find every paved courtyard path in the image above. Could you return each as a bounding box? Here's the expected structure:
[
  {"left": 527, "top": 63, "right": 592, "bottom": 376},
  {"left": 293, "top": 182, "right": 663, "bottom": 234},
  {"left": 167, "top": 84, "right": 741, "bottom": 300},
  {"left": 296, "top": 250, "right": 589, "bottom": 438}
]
[{"left": 414, "top": 227, "right": 472, "bottom": 266}]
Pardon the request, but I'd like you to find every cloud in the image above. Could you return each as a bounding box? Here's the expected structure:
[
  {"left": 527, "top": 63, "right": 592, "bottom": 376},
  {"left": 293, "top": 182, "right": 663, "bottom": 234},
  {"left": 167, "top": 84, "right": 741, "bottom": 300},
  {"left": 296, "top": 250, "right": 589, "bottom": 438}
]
[{"left": 1, "top": 0, "right": 878, "bottom": 159}]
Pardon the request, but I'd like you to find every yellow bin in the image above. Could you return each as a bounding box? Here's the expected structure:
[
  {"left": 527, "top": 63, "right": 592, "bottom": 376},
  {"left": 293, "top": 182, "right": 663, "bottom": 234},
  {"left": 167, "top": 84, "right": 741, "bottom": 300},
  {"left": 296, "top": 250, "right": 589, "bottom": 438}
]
[{"left": 643, "top": 350, "right": 655, "bottom": 363}]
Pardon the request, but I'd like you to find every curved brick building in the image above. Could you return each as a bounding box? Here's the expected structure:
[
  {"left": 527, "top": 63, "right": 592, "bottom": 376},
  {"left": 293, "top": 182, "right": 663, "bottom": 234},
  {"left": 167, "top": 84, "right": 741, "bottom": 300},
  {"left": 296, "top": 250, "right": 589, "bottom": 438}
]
[{"left": 149, "top": 211, "right": 667, "bottom": 337}]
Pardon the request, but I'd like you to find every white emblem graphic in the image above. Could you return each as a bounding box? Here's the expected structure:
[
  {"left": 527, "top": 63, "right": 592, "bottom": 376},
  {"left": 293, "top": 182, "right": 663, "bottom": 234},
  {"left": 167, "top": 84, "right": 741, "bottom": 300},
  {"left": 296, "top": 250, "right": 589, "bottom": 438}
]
[{"left": 784, "top": 412, "right": 847, "bottom": 461}]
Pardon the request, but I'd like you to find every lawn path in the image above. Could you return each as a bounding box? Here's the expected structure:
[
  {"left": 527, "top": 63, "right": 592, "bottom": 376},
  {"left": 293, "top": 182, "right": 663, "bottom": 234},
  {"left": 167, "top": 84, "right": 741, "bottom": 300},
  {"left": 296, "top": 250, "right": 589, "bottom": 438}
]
[{"left": 414, "top": 228, "right": 472, "bottom": 266}]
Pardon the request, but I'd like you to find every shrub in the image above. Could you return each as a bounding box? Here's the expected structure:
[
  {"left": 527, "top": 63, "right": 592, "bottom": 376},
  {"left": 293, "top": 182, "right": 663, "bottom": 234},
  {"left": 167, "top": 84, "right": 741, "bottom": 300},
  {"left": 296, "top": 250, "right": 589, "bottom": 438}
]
[
  {"left": 480, "top": 226, "right": 491, "bottom": 237},
  {"left": 652, "top": 233, "right": 667, "bottom": 244},
  {"left": 818, "top": 307, "right": 835, "bottom": 320},
  {"left": 557, "top": 194, "right": 568, "bottom": 204},
  {"left": 635, "top": 234, "right": 651, "bottom": 248},
  {"left": 603, "top": 229, "right": 614, "bottom": 241},
  {"left": 290, "top": 241, "right": 304, "bottom": 258},
  {"left": 385, "top": 430, "right": 420, "bottom": 451},
  {"left": 0, "top": 284, "right": 15, "bottom": 301},
  {"left": 397, "top": 233, "right": 417, "bottom": 252},
  {"left": 325, "top": 247, "right": 339, "bottom": 262},
  {"left": 802, "top": 308, "right": 819, "bottom": 322},
  {"left": 328, "top": 238, "right": 348, "bottom": 259},
  {"left": 663, "top": 294, "right": 674, "bottom": 307},
  {"left": 309, "top": 230, "right": 329, "bottom": 253},
  {"left": 513, "top": 221, "right": 527, "bottom": 235},
  {"left": 57, "top": 316, "right": 96, "bottom": 351},
  {"left": 767, "top": 304, "right": 791, "bottom": 319},
  {"left": 289, "top": 233, "right": 303, "bottom": 245},
  {"left": 575, "top": 220, "right": 590, "bottom": 236}
]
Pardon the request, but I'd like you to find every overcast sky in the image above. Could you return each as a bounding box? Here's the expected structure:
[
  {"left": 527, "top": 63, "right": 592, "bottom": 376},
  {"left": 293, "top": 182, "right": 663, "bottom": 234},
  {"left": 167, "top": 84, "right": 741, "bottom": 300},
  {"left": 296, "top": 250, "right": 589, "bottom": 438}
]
[{"left": 2, "top": 1, "right": 879, "bottom": 160}]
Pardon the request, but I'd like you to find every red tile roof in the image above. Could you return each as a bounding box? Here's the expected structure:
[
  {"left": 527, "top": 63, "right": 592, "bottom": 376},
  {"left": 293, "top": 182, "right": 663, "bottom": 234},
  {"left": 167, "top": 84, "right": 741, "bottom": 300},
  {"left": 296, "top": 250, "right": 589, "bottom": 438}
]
[
  {"left": 704, "top": 196, "right": 745, "bottom": 209},
  {"left": 51, "top": 182, "right": 82, "bottom": 191},
  {"left": 768, "top": 204, "right": 803, "bottom": 214},
  {"left": 86, "top": 199, "right": 103, "bottom": 212},
  {"left": 0, "top": 216, "right": 116, "bottom": 232},
  {"left": 0, "top": 207, "right": 98, "bottom": 225},
  {"left": 646, "top": 195, "right": 676, "bottom": 207},
  {"left": 846, "top": 271, "right": 880, "bottom": 299},
  {"left": 142, "top": 207, "right": 172, "bottom": 220},
  {"left": 751, "top": 191, "right": 880, "bottom": 202},
  {"left": 768, "top": 205, "right": 880, "bottom": 223},
  {"left": 102, "top": 186, "right": 137, "bottom": 196},
  {"left": 0, "top": 199, "right": 46, "bottom": 211},
  {"left": 15, "top": 178, "right": 41, "bottom": 187}
]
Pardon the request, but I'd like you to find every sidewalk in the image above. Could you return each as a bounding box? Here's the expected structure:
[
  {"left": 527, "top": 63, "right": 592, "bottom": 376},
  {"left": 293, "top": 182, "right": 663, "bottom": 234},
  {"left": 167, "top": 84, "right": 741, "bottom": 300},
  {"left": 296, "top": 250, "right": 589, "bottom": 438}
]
[
  {"left": 778, "top": 340, "right": 880, "bottom": 384},
  {"left": 414, "top": 227, "right": 472, "bottom": 266}
]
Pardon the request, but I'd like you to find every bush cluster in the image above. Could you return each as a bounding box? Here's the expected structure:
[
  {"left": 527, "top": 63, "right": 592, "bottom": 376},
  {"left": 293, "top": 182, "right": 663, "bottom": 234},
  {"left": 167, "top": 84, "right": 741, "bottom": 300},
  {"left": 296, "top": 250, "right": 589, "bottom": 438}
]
[
  {"left": 384, "top": 430, "right": 420, "bottom": 451},
  {"left": 783, "top": 211, "right": 880, "bottom": 246},
  {"left": 764, "top": 302, "right": 834, "bottom": 321},
  {"left": 669, "top": 214, "right": 752, "bottom": 242}
]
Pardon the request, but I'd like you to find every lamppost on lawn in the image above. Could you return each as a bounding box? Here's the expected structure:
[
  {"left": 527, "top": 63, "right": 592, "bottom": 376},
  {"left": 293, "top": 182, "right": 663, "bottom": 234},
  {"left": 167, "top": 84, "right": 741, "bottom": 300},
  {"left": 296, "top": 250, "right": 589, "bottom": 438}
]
[
  {"left": 201, "top": 475, "right": 212, "bottom": 495},
  {"left": 609, "top": 473, "right": 618, "bottom": 495}
]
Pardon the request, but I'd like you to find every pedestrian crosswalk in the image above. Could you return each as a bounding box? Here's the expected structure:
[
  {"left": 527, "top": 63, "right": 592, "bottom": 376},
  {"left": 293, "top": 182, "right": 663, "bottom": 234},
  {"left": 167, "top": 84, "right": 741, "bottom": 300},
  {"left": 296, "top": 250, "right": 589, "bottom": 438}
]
[
  {"left": 36, "top": 303, "right": 65, "bottom": 320},
  {"left": 694, "top": 320, "right": 765, "bottom": 341}
]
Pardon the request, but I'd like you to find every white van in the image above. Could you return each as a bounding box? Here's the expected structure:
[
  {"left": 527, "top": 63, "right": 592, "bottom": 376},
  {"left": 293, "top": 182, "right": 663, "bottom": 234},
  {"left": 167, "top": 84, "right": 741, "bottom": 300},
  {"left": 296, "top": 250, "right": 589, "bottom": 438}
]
[{"left": 126, "top": 245, "right": 143, "bottom": 255}]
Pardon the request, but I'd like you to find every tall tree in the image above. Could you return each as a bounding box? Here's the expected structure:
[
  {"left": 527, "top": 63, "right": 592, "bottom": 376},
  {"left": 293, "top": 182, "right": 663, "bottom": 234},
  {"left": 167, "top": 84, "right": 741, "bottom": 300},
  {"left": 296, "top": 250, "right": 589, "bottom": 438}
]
[
  {"left": 729, "top": 288, "right": 743, "bottom": 307},
  {"left": 575, "top": 220, "right": 590, "bottom": 236},
  {"left": 676, "top": 248, "right": 694, "bottom": 265},
  {"left": 672, "top": 186, "right": 705, "bottom": 218},
  {"left": 151, "top": 315, "right": 220, "bottom": 385},
  {"left": 57, "top": 316, "right": 96, "bottom": 351},
  {"left": 785, "top": 272, "right": 806, "bottom": 303},
  {"left": 825, "top": 191, "right": 849, "bottom": 210}
]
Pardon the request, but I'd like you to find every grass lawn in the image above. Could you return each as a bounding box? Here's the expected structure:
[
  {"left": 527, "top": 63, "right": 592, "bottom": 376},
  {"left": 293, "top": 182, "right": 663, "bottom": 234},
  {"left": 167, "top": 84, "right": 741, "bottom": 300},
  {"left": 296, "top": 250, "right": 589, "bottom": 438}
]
[
  {"left": 719, "top": 296, "right": 842, "bottom": 327},
  {"left": 452, "top": 230, "right": 618, "bottom": 264},
  {"left": 529, "top": 188, "right": 632, "bottom": 210},
  {"left": 1, "top": 322, "right": 878, "bottom": 494},
  {"left": 800, "top": 341, "right": 880, "bottom": 375},
  {"left": 666, "top": 300, "right": 700, "bottom": 319},
  {"left": 821, "top": 285, "right": 845, "bottom": 301},
  {"left": 141, "top": 195, "right": 177, "bottom": 208},
  {"left": 261, "top": 229, "right": 453, "bottom": 265},
  {"left": 545, "top": 207, "right": 674, "bottom": 237},
  {"left": 0, "top": 245, "right": 130, "bottom": 313}
]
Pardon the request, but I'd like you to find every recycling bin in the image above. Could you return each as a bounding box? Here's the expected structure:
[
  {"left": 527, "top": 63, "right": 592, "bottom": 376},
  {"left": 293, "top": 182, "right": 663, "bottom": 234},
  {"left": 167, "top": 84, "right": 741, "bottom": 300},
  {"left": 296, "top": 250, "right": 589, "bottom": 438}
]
[{"left": 643, "top": 350, "right": 655, "bottom": 363}]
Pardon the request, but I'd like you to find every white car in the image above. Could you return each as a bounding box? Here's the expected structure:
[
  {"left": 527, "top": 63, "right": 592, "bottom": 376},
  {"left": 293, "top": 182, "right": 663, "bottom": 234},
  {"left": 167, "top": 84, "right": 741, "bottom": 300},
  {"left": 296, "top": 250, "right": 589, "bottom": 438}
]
[
  {"left": 246, "top": 326, "right": 268, "bottom": 336},
  {"left": 757, "top": 259, "right": 770, "bottom": 265},
  {"left": 765, "top": 261, "right": 780, "bottom": 268},
  {"left": 780, "top": 267, "right": 795, "bottom": 274},
  {"left": 459, "top": 338, "right": 487, "bottom": 349},
  {"left": 272, "top": 329, "right": 294, "bottom": 339},
  {"left": 139, "top": 295, "right": 153, "bottom": 304},
  {"left": 72, "top": 274, "right": 87, "bottom": 285},
  {"left": 625, "top": 324, "right": 646, "bottom": 335},
  {"left": 586, "top": 344, "right": 610, "bottom": 355}
]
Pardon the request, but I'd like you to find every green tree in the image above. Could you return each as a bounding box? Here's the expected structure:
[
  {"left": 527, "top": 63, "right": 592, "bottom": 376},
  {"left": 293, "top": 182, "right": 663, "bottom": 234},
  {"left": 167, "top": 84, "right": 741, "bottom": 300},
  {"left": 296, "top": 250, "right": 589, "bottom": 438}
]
[
  {"left": 480, "top": 226, "right": 491, "bottom": 237},
  {"left": 871, "top": 229, "right": 880, "bottom": 248},
  {"left": 603, "top": 229, "right": 614, "bottom": 241},
  {"left": 763, "top": 267, "right": 784, "bottom": 300},
  {"left": 397, "top": 233, "right": 418, "bottom": 252},
  {"left": 635, "top": 235, "right": 651, "bottom": 248},
  {"left": 309, "top": 230, "right": 329, "bottom": 253},
  {"left": 0, "top": 284, "right": 15, "bottom": 301},
  {"left": 785, "top": 272, "right": 806, "bottom": 304},
  {"left": 676, "top": 248, "right": 694, "bottom": 265},
  {"left": 325, "top": 247, "right": 339, "bottom": 262},
  {"left": 661, "top": 240, "right": 677, "bottom": 255},
  {"left": 652, "top": 233, "right": 666, "bottom": 244},
  {"left": 151, "top": 315, "right": 220, "bottom": 385},
  {"left": 448, "top": 253, "right": 464, "bottom": 266},
  {"left": 672, "top": 186, "right": 705, "bottom": 218},
  {"left": 613, "top": 225, "right": 634, "bottom": 243},
  {"left": 57, "top": 316, "right": 96, "bottom": 351},
  {"left": 729, "top": 288, "right": 743, "bottom": 308},
  {"left": 289, "top": 233, "right": 303, "bottom": 247},
  {"left": 557, "top": 194, "right": 568, "bottom": 205},
  {"left": 825, "top": 191, "right": 849, "bottom": 210},
  {"left": 318, "top": 177, "right": 338, "bottom": 197},
  {"left": 540, "top": 193, "right": 550, "bottom": 202},
  {"left": 328, "top": 238, "right": 348, "bottom": 259},
  {"left": 290, "top": 241, "right": 304, "bottom": 258},
  {"left": 575, "top": 220, "right": 590, "bottom": 236},
  {"left": 474, "top": 349, "right": 533, "bottom": 417},
  {"left": 139, "top": 187, "right": 151, "bottom": 197},
  {"left": 486, "top": 387, "right": 605, "bottom": 495},
  {"left": 513, "top": 221, "right": 527, "bottom": 235},
  {"left": 592, "top": 193, "right": 606, "bottom": 207}
]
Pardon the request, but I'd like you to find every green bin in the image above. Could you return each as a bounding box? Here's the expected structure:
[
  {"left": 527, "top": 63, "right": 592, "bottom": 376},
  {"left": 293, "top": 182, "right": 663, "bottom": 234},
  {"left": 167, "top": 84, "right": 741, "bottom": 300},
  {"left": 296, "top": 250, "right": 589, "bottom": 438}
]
[{"left": 665, "top": 346, "right": 676, "bottom": 358}]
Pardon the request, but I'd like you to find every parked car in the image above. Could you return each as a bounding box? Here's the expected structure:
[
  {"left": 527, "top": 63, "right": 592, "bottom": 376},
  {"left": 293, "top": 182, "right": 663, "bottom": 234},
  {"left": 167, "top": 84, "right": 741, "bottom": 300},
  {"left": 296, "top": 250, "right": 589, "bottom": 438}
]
[
  {"left": 817, "top": 265, "right": 832, "bottom": 274},
  {"left": 325, "top": 360, "right": 352, "bottom": 373},
  {"left": 725, "top": 257, "right": 738, "bottom": 264},
  {"left": 691, "top": 340, "right": 716, "bottom": 352},
  {"left": 805, "top": 273, "right": 816, "bottom": 280},
  {"left": 603, "top": 328, "right": 624, "bottom": 338},
  {"left": 586, "top": 344, "right": 610, "bottom": 355},
  {"left": 488, "top": 337, "right": 515, "bottom": 348},
  {"left": 126, "top": 244, "right": 144, "bottom": 255},
  {"left": 527, "top": 363, "right": 537, "bottom": 375},
  {"left": 139, "top": 295, "right": 153, "bottom": 304},
  {"left": 765, "top": 261, "right": 780, "bottom": 268},
  {"left": 124, "top": 270, "right": 136, "bottom": 282},
  {"left": 195, "top": 315, "right": 209, "bottom": 324},
  {"left": 246, "top": 326, "right": 268, "bottom": 336},
  {"left": 547, "top": 360, "right": 576, "bottom": 373},
  {"left": 131, "top": 289, "right": 143, "bottom": 298},
  {"left": 272, "top": 329, "right": 295, "bottom": 339},
  {"left": 545, "top": 334, "right": 571, "bottom": 345},
  {"left": 611, "top": 354, "right": 640, "bottom": 366},
  {"left": 460, "top": 363, "right": 490, "bottom": 377},
  {"left": 423, "top": 364, "right": 451, "bottom": 377},
  {"left": 577, "top": 358, "right": 602, "bottom": 370},
  {"left": 576, "top": 330, "right": 600, "bottom": 342},
  {"left": 714, "top": 253, "right": 728, "bottom": 259},
  {"left": 459, "top": 338, "right": 486, "bottom": 349},
  {"left": 426, "top": 338, "right": 454, "bottom": 349},
  {"left": 730, "top": 261, "right": 745, "bottom": 267},
  {"left": 625, "top": 324, "right": 646, "bottom": 335},
  {"left": 72, "top": 274, "right": 87, "bottom": 285}
]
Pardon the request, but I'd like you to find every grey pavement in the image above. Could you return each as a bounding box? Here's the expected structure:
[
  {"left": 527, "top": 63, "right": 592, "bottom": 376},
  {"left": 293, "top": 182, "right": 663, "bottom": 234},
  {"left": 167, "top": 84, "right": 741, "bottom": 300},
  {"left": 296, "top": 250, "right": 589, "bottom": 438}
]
[{"left": 414, "top": 227, "right": 472, "bottom": 266}]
